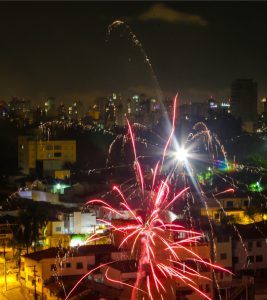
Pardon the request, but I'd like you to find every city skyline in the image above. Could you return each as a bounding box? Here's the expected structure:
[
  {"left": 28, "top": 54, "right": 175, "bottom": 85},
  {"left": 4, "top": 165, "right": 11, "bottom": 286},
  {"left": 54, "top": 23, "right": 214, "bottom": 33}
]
[
  {"left": 1, "top": 3, "right": 267, "bottom": 299},
  {"left": 0, "top": 2, "right": 267, "bottom": 105}
]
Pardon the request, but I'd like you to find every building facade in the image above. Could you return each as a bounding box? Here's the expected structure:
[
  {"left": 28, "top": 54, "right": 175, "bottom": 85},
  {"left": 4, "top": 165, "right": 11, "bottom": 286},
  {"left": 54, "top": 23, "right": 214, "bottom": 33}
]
[
  {"left": 18, "top": 136, "right": 76, "bottom": 175},
  {"left": 231, "top": 79, "right": 258, "bottom": 131},
  {"left": 21, "top": 245, "right": 128, "bottom": 298}
]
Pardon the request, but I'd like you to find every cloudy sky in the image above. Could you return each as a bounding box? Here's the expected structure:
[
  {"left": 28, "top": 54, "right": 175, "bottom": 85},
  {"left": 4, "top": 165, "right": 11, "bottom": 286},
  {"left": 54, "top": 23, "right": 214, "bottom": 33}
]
[{"left": 0, "top": 2, "right": 267, "bottom": 106}]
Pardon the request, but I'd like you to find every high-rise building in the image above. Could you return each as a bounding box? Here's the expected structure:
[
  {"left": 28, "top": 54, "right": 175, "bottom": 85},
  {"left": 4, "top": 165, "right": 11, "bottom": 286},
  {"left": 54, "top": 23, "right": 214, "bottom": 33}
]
[
  {"left": 126, "top": 94, "right": 161, "bottom": 126},
  {"left": 179, "top": 102, "right": 208, "bottom": 121},
  {"left": 8, "top": 97, "right": 32, "bottom": 125},
  {"left": 95, "top": 97, "right": 108, "bottom": 124},
  {"left": 0, "top": 100, "right": 8, "bottom": 119},
  {"left": 207, "top": 97, "right": 231, "bottom": 119},
  {"left": 126, "top": 95, "right": 140, "bottom": 123},
  {"left": 261, "top": 97, "right": 267, "bottom": 113},
  {"left": 230, "top": 79, "right": 257, "bottom": 126},
  {"left": 72, "top": 100, "right": 84, "bottom": 120},
  {"left": 105, "top": 94, "right": 116, "bottom": 128},
  {"left": 57, "top": 103, "right": 67, "bottom": 120},
  {"left": 44, "top": 97, "right": 57, "bottom": 119}
]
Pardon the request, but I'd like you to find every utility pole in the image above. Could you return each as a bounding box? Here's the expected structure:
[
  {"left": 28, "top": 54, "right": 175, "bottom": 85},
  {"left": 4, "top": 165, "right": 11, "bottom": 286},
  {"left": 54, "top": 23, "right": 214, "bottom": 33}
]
[
  {"left": 33, "top": 265, "right": 37, "bottom": 300},
  {"left": 29, "top": 265, "right": 38, "bottom": 300},
  {"left": 3, "top": 239, "right": 7, "bottom": 291},
  {"left": 28, "top": 265, "right": 38, "bottom": 299}
]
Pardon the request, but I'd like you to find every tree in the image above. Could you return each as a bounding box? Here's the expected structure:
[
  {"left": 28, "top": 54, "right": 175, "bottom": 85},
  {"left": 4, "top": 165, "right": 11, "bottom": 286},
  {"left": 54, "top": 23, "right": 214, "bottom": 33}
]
[
  {"left": 245, "top": 194, "right": 267, "bottom": 223},
  {"left": 13, "top": 202, "right": 49, "bottom": 254},
  {"left": 220, "top": 214, "right": 237, "bottom": 227}
]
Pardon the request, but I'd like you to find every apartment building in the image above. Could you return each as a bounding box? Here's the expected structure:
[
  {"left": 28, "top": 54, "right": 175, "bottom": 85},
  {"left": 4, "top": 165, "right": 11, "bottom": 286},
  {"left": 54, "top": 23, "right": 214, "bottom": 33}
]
[
  {"left": 18, "top": 136, "right": 76, "bottom": 175},
  {"left": 200, "top": 196, "right": 265, "bottom": 225}
]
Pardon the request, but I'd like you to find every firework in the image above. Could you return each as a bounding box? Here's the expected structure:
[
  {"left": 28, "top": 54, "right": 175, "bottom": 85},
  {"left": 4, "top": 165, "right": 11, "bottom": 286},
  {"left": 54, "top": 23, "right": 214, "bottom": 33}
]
[
  {"left": 106, "top": 21, "right": 162, "bottom": 94},
  {"left": 66, "top": 95, "right": 232, "bottom": 300}
]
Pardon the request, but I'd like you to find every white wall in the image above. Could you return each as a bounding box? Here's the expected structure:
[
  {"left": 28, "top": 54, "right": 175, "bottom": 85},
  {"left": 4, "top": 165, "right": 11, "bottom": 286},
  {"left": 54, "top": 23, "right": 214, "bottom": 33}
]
[
  {"left": 73, "top": 211, "right": 81, "bottom": 234},
  {"left": 80, "top": 212, "right": 97, "bottom": 234},
  {"left": 18, "top": 190, "right": 32, "bottom": 199},
  {"left": 32, "top": 191, "right": 59, "bottom": 202},
  {"left": 73, "top": 211, "right": 97, "bottom": 234}
]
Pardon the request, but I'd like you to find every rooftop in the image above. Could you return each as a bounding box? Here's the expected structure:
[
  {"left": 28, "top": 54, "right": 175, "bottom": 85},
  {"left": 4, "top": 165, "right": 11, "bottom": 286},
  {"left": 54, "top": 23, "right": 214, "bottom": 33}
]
[
  {"left": 23, "top": 247, "right": 67, "bottom": 261},
  {"left": 233, "top": 222, "right": 267, "bottom": 240},
  {"left": 74, "top": 244, "right": 119, "bottom": 256},
  {"left": 23, "top": 244, "right": 120, "bottom": 261},
  {"left": 109, "top": 260, "right": 138, "bottom": 273}
]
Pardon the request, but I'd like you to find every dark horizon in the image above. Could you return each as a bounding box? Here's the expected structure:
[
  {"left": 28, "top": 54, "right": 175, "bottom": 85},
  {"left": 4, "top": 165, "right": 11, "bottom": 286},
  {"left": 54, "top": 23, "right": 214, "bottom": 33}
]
[{"left": 0, "top": 2, "right": 267, "bottom": 106}]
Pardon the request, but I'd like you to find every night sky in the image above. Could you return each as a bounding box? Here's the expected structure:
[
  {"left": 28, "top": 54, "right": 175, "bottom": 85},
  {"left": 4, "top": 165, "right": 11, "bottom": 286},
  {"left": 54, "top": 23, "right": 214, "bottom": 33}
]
[{"left": 1, "top": 2, "right": 267, "bottom": 106}]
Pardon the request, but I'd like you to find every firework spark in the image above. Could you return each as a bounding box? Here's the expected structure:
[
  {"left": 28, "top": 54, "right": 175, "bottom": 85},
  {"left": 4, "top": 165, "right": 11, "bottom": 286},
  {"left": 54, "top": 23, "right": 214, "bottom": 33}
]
[{"left": 81, "top": 96, "right": 232, "bottom": 300}]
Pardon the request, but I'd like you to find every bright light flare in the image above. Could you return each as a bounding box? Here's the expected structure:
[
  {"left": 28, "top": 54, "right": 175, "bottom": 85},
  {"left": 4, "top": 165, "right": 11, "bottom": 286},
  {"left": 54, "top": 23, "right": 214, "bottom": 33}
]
[{"left": 175, "top": 147, "right": 188, "bottom": 162}]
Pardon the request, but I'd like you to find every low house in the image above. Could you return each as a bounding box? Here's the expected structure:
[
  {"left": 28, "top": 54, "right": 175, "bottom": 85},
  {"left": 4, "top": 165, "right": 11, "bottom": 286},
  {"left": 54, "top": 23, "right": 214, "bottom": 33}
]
[
  {"left": 44, "top": 210, "right": 108, "bottom": 248},
  {"left": 232, "top": 222, "right": 267, "bottom": 276},
  {"left": 21, "top": 244, "right": 128, "bottom": 298}
]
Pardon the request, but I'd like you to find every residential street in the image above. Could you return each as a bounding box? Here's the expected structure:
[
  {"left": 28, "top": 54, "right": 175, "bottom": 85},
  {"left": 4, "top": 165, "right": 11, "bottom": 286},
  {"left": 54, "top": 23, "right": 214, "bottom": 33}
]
[{"left": 0, "top": 274, "right": 32, "bottom": 300}]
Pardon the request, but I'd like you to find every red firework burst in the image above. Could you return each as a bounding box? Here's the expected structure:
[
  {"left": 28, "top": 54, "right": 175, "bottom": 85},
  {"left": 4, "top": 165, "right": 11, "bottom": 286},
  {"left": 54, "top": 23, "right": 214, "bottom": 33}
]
[{"left": 65, "top": 94, "right": 232, "bottom": 300}]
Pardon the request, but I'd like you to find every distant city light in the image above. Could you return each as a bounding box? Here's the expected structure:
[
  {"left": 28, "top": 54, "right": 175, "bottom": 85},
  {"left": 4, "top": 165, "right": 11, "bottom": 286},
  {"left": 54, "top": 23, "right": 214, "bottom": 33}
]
[
  {"left": 209, "top": 102, "right": 218, "bottom": 108},
  {"left": 221, "top": 102, "right": 230, "bottom": 107}
]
